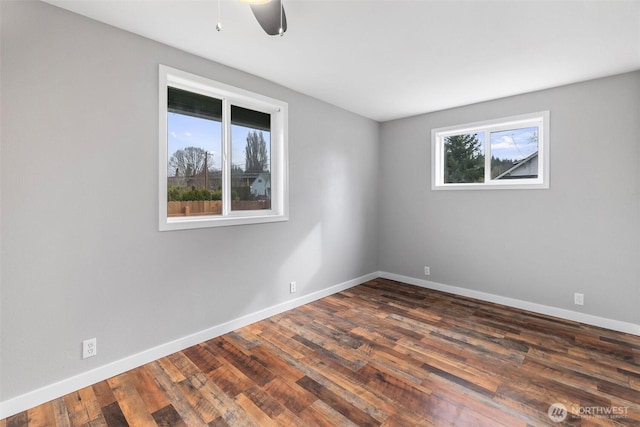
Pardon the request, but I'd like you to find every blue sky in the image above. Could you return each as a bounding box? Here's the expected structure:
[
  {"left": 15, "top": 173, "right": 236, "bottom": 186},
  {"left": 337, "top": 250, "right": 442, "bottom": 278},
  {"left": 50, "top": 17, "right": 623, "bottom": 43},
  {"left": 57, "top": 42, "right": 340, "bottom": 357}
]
[
  {"left": 168, "top": 113, "right": 270, "bottom": 172},
  {"left": 469, "top": 126, "right": 538, "bottom": 161},
  {"left": 489, "top": 126, "right": 538, "bottom": 161}
]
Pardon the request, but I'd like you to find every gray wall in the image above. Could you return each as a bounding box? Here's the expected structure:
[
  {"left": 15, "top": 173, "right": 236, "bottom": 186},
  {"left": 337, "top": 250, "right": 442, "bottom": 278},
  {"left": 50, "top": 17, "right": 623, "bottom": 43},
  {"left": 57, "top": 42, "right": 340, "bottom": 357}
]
[
  {"left": 379, "top": 71, "right": 640, "bottom": 325},
  {"left": 0, "top": 1, "right": 379, "bottom": 399}
]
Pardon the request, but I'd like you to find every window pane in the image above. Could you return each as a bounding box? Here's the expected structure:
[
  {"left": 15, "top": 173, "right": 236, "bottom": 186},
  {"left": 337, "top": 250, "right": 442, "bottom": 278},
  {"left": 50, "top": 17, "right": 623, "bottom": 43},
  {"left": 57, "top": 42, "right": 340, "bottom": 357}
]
[
  {"left": 167, "top": 88, "right": 222, "bottom": 217},
  {"left": 231, "top": 106, "right": 271, "bottom": 211},
  {"left": 490, "top": 126, "right": 538, "bottom": 180},
  {"left": 443, "top": 133, "right": 485, "bottom": 183}
]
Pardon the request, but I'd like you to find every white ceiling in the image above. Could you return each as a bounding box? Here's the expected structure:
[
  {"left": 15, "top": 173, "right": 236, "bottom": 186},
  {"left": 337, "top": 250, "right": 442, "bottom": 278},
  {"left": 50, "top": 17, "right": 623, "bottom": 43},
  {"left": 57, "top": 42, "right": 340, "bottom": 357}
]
[{"left": 43, "top": 0, "right": 640, "bottom": 122}]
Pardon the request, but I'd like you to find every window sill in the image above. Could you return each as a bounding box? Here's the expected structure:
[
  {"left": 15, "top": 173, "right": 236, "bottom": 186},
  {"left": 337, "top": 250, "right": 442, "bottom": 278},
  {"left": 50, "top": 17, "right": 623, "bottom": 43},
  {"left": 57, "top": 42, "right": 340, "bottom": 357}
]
[
  {"left": 160, "top": 212, "right": 289, "bottom": 231},
  {"left": 432, "top": 180, "right": 549, "bottom": 191}
]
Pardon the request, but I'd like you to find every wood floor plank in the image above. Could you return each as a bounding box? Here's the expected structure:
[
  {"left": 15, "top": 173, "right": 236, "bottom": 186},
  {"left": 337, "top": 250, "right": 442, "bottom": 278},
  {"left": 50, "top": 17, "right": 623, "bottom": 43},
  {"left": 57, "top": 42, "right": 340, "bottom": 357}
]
[
  {"left": 184, "top": 371, "right": 259, "bottom": 427},
  {"left": 150, "top": 404, "right": 185, "bottom": 427},
  {"left": 207, "top": 337, "right": 275, "bottom": 387},
  {"left": 301, "top": 400, "right": 361, "bottom": 427},
  {"left": 260, "top": 378, "right": 317, "bottom": 415},
  {"left": 252, "top": 324, "right": 396, "bottom": 423},
  {"left": 175, "top": 378, "right": 221, "bottom": 424},
  {"left": 396, "top": 338, "right": 503, "bottom": 394},
  {"left": 144, "top": 360, "right": 204, "bottom": 426},
  {"left": 233, "top": 392, "right": 278, "bottom": 427},
  {"left": 357, "top": 362, "right": 433, "bottom": 417},
  {"left": 271, "top": 409, "right": 308, "bottom": 427},
  {"left": 154, "top": 357, "right": 186, "bottom": 384},
  {"left": 99, "top": 402, "right": 128, "bottom": 427},
  {"left": 5, "top": 412, "right": 27, "bottom": 427},
  {"left": 425, "top": 373, "right": 536, "bottom": 426},
  {"left": 238, "top": 344, "right": 305, "bottom": 384},
  {"left": 241, "top": 386, "right": 288, "bottom": 420},
  {"left": 182, "top": 344, "right": 222, "bottom": 377},
  {"left": 296, "top": 375, "right": 380, "bottom": 427},
  {"left": 4, "top": 278, "right": 640, "bottom": 427},
  {"left": 128, "top": 366, "right": 171, "bottom": 415},
  {"left": 107, "top": 372, "right": 159, "bottom": 427},
  {"left": 51, "top": 398, "right": 71, "bottom": 427},
  {"left": 294, "top": 404, "right": 345, "bottom": 427},
  {"left": 206, "top": 362, "right": 254, "bottom": 398},
  {"left": 62, "top": 388, "right": 97, "bottom": 427},
  {"left": 304, "top": 356, "right": 399, "bottom": 422},
  {"left": 91, "top": 381, "right": 116, "bottom": 409},
  {"left": 25, "top": 401, "right": 56, "bottom": 427}
]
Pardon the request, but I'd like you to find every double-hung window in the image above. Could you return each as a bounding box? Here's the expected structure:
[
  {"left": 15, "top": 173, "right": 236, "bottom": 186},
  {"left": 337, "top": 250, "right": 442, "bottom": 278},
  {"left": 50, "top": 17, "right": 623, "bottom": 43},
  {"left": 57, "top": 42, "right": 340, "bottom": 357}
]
[
  {"left": 432, "top": 111, "right": 549, "bottom": 190},
  {"left": 159, "top": 65, "right": 288, "bottom": 230}
]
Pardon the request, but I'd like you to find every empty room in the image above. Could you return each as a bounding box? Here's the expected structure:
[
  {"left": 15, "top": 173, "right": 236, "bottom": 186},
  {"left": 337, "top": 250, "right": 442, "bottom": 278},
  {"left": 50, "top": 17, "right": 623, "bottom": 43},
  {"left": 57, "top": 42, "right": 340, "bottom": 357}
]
[{"left": 1, "top": 0, "right": 640, "bottom": 425}]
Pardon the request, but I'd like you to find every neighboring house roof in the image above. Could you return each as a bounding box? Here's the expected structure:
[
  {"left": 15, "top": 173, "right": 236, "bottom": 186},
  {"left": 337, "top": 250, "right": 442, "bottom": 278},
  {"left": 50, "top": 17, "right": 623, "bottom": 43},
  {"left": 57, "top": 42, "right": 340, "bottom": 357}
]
[
  {"left": 251, "top": 172, "right": 271, "bottom": 197},
  {"left": 495, "top": 151, "right": 538, "bottom": 180},
  {"left": 251, "top": 172, "right": 270, "bottom": 185}
]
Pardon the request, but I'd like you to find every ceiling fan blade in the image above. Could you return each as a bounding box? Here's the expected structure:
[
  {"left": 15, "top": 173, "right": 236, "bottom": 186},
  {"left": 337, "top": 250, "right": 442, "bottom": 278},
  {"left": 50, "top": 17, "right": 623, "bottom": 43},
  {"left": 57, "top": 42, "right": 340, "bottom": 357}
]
[{"left": 250, "top": 0, "right": 287, "bottom": 35}]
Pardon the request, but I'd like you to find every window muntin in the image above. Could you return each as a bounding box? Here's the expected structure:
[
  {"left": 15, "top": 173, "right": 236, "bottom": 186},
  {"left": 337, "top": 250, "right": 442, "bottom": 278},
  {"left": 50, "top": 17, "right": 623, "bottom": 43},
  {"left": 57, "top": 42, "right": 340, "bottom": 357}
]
[
  {"left": 159, "top": 65, "right": 288, "bottom": 230},
  {"left": 432, "top": 111, "right": 549, "bottom": 190}
]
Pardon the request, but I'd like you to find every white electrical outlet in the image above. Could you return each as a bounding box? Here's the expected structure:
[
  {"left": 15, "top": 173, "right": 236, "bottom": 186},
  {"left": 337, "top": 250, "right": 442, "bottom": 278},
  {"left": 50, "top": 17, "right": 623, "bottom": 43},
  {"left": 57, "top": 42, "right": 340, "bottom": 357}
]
[
  {"left": 574, "top": 293, "right": 584, "bottom": 306},
  {"left": 424, "top": 266, "right": 430, "bottom": 276},
  {"left": 82, "top": 338, "right": 97, "bottom": 359},
  {"left": 290, "top": 281, "right": 297, "bottom": 293}
]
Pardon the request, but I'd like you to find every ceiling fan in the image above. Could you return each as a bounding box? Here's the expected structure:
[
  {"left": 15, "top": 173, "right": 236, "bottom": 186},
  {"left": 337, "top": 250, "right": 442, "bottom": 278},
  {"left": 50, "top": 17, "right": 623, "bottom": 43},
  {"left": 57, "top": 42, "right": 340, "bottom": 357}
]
[
  {"left": 246, "top": 0, "right": 287, "bottom": 36},
  {"left": 216, "top": 0, "right": 288, "bottom": 36}
]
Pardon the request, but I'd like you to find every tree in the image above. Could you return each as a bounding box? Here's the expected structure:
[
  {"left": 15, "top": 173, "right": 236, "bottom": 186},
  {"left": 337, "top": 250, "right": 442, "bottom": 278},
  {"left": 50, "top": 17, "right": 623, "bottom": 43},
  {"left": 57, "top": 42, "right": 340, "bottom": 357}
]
[
  {"left": 169, "top": 146, "right": 208, "bottom": 178},
  {"left": 491, "top": 156, "right": 516, "bottom": 179},
  {"left": 245, "top": 131, "right": 268, "bottom": 173},
  {"left": 444, "top": 134, "right": 484, "bottom": 183}
]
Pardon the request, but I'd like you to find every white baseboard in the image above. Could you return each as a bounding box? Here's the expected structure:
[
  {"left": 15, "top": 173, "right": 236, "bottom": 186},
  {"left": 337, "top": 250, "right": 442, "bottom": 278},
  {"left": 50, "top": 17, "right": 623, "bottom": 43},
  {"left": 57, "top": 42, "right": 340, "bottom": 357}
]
[
  {"left": 379, "top": 271, "right": 640, "bottom": 336},
  {"left": 0, "top": 272, "right": 378, "bottom": 419}
]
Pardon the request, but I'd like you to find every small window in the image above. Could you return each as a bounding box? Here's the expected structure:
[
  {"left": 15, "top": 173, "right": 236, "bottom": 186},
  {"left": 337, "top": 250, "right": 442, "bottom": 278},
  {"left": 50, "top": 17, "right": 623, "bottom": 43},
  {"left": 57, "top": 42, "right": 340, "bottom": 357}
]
[
  {"left": 432, "top": 111, "right": 549, "bottom": 190},
  {"left": 159, "top": 65, "right": 288, "bottom": 230}
]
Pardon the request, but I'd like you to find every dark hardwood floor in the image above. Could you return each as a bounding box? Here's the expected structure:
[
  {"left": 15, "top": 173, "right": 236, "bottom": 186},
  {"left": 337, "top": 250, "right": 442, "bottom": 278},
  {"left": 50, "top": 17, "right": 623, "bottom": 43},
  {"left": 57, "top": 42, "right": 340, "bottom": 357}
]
[{"left": 2, "top": 278, "right": 640, "bottom": 426}]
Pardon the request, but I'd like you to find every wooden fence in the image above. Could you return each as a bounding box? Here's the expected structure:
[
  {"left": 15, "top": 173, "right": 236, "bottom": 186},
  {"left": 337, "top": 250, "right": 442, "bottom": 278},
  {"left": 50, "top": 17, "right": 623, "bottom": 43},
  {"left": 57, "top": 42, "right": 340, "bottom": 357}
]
[{"left": 168, "top": 200, "right": 270, "bottom": 217}]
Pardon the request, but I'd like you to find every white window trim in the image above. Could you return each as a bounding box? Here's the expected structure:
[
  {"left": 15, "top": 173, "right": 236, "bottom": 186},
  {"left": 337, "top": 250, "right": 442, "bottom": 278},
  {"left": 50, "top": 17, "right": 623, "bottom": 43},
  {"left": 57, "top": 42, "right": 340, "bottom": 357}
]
[
  {"left": 432, "top": 111, "right": 549, "bottom": 190},
  {"left": 159, "top": 65, "right": 289, "bottom": 231}
]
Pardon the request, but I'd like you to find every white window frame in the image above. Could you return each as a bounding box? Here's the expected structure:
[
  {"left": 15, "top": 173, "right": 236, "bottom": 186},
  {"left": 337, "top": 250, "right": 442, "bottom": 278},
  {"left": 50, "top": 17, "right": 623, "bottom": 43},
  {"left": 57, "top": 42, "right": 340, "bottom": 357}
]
[
  {"left": 432, "top": 111, "right": 549, "bottom": 190},
  {"left": 159, "top": 65, "right": 288, "bottom": 230}
]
